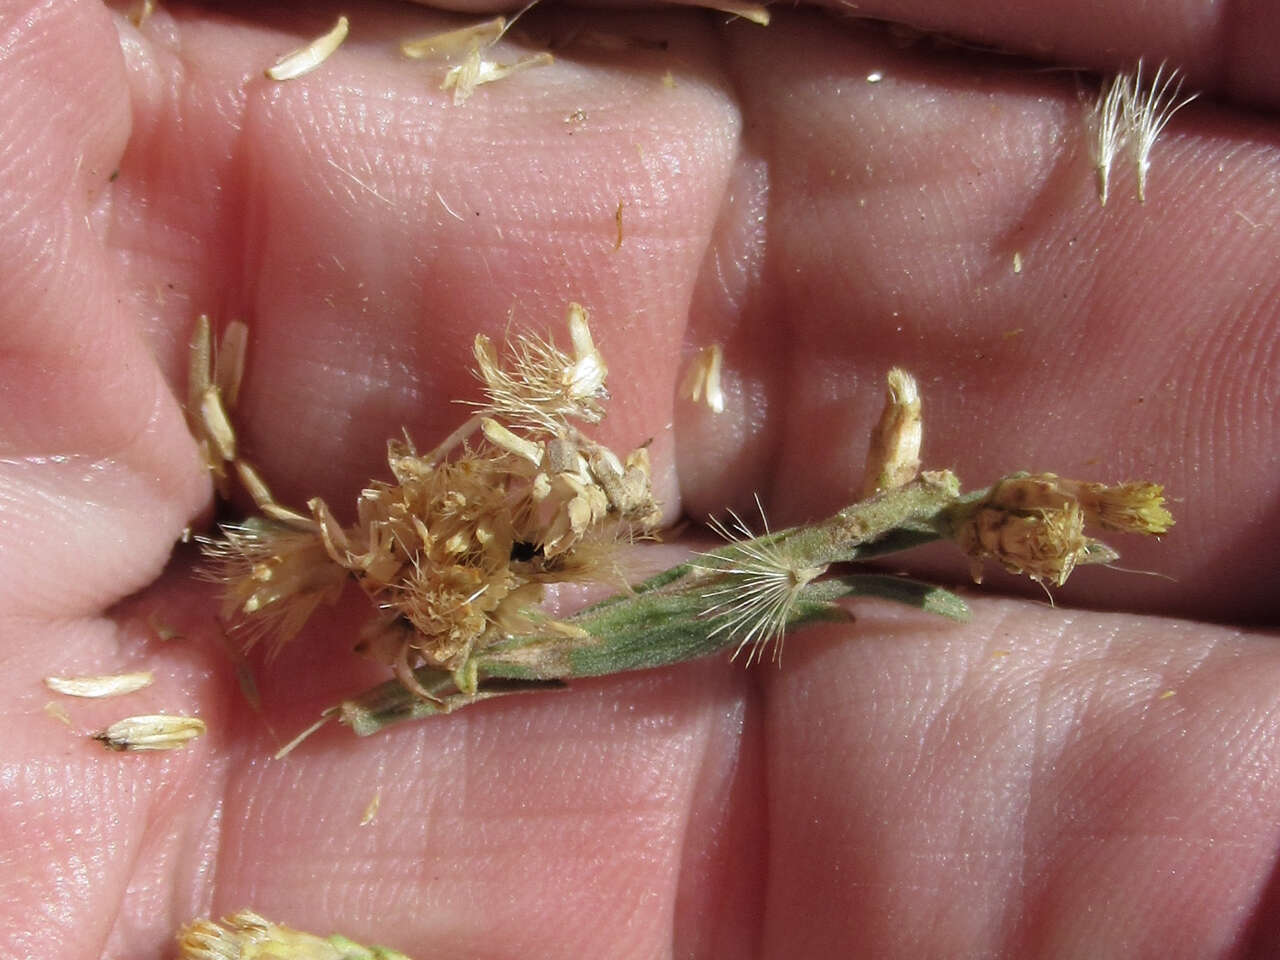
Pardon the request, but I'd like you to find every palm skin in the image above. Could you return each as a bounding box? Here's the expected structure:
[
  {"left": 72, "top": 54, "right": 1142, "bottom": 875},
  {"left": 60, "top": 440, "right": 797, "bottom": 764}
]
[{"left": 0, "top": 1, "right": 1277, "bottom": 957}]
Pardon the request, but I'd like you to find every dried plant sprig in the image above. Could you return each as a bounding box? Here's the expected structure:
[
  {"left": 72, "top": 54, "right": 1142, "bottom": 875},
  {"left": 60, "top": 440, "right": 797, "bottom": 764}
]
[
  {"left": 190, "top": 311, "right": 1170, "bottom": 742},
  {"left": 265, "top": 15, "right": 349, "bottom": 81},
  {"left": 178, "top": 910, "right": 410, "bottom": 960},
  {"left": 93, "top": 714, "right": 206, "bottom": 751},
  {"left": 337, "top": 459, "right": 1168, "bottom": 738},
  {"left": 45, "top": 671, "right": 153, "bottom": 698}
]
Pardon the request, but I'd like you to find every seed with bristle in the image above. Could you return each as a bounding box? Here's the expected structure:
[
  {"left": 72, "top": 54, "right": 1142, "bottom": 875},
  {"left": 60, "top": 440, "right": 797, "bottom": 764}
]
[{"left": 694, "top": 496, "right": 827, "bottom": 665}]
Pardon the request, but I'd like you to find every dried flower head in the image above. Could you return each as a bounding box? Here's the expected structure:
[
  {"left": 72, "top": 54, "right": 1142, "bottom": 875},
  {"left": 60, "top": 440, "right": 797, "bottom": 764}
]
[
  {"left": 950, "top": 473, "right": 1171, "bottom": 586},
  {"left": 470, "top": 302, "right": 608, "bottom": 429},
  {"left": 201, "top": 305, "right": 660, "bottom": 695},
  {"left": 1045, "top": 475, "right": 1174, "bottom": 534},
  {"left": 178, "top": 910, "right": 409, "bottom": 960},
  {"left": 198, "top": 521, "right": 348, "bottom": 655}
]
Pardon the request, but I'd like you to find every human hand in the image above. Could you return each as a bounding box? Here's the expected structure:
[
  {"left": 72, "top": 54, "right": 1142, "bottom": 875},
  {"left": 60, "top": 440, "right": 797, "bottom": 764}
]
[{"left": 1, "top": 1, "right": 1277, "bottom": 956}]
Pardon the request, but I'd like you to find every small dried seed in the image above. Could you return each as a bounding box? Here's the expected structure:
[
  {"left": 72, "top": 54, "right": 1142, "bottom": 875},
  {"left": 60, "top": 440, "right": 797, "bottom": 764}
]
[
  {"left": 46, "top": 671, "right": 154, "bottom": 699},
  {"left": 93, "top": 714, "right": 206, "bottom": 752},
  {"left": 266, "top": 15, "right": 349, "bottom": 81}
]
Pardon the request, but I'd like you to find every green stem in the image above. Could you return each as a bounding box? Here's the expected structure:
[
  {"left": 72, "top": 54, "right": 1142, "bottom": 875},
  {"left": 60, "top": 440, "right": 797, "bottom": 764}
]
[{"left": 336, "top": 475, "right": 974, "bottom": 736}]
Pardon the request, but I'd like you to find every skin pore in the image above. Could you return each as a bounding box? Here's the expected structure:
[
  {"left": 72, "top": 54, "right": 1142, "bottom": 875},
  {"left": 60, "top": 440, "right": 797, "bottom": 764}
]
[{"left": 0, "top": 1, "right": 1277, "bottom": 956}]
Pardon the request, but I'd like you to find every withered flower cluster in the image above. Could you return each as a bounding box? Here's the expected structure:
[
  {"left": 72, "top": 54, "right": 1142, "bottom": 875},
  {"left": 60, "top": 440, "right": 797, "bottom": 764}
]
[
  {"left": 948, "top": 473, "right": 1174, "bottom": 587},
  {"left": 201, "top": 305, "right": 661, "bottom": 695}
]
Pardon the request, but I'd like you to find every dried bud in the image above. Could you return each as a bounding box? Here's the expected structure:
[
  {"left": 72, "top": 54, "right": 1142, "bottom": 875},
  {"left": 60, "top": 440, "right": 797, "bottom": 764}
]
[
  {"left": 564, "top": 302, "right": 608, "bottom": 402},
  {"left": 860, "top": 368, "right": 922, "bottom": 498}
]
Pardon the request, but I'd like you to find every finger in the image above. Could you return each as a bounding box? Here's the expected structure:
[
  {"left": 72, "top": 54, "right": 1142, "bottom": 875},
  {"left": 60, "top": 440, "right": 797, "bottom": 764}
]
[
  {"left": 798, "top": 0, "right": 1280, "bottom": 110},
  {"left": 411, "top": 0, "right": 1280, "bottom": 108},
  {"left": 0, "top": 0, "right": 206, "bottom": 622},
  {"left": 761, "top": 597, "right": 1280, "bottom": 958},
  {"left": 181, "top": 648, "right": 760, "bottom": 957}
]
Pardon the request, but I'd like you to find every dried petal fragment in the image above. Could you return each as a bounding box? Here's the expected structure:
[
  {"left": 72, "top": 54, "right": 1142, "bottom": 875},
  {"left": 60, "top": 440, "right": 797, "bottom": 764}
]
[
  {"left": 187, "top": 317, "right": 249, "bottom": 498},
  {"left": 130, "top": 0, "right": 155, "bottom": 28},
  {"left": 93, "top": 714, "right": 205, "bottom": 751},
  {"left": 45, "top": 671, "right": 153, "bottom": 699},
  {"left": 401, "top": 16, "right": 505, "bottom": 58},
  {"left": 680, "top": 344, "right": 725, "bottom": 413},
  {"left": 44, "top": 701, "right": 72, "bottom": 726},
  {"left": 360, "top": 790, "right": 381, "bottom": 826},
  {"left": 702, "top": 0, "right": 771, "bottom": 25},
  {"left": 266, "top": 15, "right": 350, "bottom": 81},
  {"left": 442, "top": 50, "right": 553, "bottom": 104}
]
